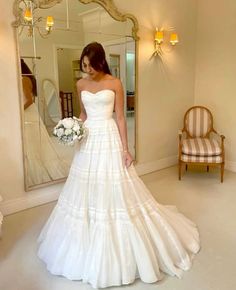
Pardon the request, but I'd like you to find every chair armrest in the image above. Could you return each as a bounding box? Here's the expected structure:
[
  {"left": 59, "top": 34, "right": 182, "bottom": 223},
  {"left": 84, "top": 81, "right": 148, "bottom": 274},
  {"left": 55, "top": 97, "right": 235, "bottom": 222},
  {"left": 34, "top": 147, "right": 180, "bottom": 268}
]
[
  {"left": 178, "top": 130, "right": 187, "bottom": 142},
  {"left": 219, "top": 134, "right": 225, "bottom": 150},
  {"left": 220, "top": 134, "right": 225, "bottom": 140},
  {"left": 178, "top": 130, "right": 184, "bottom": 159},
  {"left": 211, "top": 130, "right": 225, "bottom": 143},
  {"left": 178, "top": 130, "right": 182, "bottom": 139},
  {"left": 211, "top": 130, "right": 225, "bottom": 160}
]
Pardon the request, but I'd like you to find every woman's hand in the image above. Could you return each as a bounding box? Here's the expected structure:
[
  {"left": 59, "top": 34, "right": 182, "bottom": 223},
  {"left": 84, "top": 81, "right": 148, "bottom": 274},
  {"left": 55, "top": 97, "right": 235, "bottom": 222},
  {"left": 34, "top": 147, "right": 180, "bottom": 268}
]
[{"left": 123, "top": 151, "right": 133, "bottom": 168}]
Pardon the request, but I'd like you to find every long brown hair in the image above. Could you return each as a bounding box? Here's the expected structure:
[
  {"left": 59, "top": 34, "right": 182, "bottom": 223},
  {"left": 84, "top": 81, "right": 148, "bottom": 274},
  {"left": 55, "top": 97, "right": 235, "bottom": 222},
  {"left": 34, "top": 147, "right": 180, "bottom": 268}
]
[{"left": 80, "top": 42, "right": 111, "bottom": 74}]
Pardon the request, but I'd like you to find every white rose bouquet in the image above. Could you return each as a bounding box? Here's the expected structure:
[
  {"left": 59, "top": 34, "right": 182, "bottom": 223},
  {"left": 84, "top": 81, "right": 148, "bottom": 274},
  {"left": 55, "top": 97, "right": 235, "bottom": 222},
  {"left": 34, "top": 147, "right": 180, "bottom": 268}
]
[{"left": 53, "top": 117, "right": 87, "bottom": 145}]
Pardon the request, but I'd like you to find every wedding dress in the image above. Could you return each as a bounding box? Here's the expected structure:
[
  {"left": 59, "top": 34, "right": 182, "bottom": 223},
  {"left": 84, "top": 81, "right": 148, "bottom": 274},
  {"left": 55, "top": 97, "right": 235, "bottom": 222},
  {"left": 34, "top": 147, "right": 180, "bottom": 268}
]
[
  {"left": 24, "top": 103, "right": 69, "bottom": 186},
  {"left": 38, "top": 89, "right": 200, "bottom": 288}
]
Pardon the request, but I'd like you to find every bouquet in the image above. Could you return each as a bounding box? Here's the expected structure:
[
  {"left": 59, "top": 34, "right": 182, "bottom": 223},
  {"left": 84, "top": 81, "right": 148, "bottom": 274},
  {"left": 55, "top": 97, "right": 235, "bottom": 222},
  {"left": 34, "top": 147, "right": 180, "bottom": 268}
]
[{"left": 53, "top": 117, "right": 87, "bottom": 145}]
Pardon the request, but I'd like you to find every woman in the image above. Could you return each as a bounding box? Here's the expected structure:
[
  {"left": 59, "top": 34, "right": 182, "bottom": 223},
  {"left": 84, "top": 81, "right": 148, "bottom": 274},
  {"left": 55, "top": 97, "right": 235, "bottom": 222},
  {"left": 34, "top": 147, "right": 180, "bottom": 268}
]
[
  {"left": 38, "top": 42, "right": 200, "bottom": 288},
  {"left": 21, "top": 60, "right": 69, "bottom": 186}
]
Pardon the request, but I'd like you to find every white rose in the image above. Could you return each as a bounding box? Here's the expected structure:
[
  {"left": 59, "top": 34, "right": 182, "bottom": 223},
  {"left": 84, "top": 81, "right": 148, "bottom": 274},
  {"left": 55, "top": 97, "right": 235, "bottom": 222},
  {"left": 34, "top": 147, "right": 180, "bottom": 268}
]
[
  {"left": 73, "top": 123, "right": 80, "bottom": 132},
  {"left": 62, "top": 118, "right": 74, "bottom": 129},
  {"left": 65, "top": 128, "right": 72, "bottom": 136},
  {"left": 55, "top": 120, "right": 62, "bottom": 128},
  {"left": 57, "top": 128, "right": 64, "bottom": 137}
]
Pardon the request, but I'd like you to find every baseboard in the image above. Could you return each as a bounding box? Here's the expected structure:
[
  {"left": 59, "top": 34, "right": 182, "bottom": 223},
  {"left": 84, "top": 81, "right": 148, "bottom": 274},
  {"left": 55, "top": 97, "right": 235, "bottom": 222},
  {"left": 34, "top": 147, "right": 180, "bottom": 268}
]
[
  {"left": 135, "top": 155, "right": 178, "bottom": 175},
  {"left": 0, "top": 155, "right": 177, "bottom": 216},
  {"left": 225, "top": 159, "right": 236, "bottom": 172},
  {"left": 0, "top": 183, "right": 63, "bottom": 216}
]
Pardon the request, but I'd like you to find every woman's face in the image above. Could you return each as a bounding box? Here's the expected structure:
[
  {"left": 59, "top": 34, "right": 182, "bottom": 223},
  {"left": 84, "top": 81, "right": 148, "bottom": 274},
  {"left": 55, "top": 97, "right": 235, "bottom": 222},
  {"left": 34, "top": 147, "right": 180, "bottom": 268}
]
[{"left": 82, "top": 56, "right": 99, "bottom": 79}]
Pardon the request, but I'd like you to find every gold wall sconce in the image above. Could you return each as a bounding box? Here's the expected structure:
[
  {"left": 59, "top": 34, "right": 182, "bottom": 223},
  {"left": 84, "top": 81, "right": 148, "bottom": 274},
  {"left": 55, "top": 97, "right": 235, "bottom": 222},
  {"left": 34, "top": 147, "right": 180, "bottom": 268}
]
[
  {"left": 153, "top": 28, "right": 179, "bottom": 57},
  {"left": 19, "top": 0, "right": 54, "bottom": 37}
]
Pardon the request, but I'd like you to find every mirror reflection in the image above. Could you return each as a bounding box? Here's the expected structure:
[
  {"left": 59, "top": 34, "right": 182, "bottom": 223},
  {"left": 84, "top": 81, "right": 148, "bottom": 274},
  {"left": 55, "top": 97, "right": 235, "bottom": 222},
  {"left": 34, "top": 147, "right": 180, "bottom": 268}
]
[
  {"left": 42, "top": 79, "right": 62, "bottom": 126},
  {"left": 17, "top": 0, "right": 137, "bottom": 189},
  {"left": 21, "top": 61, "right": 70, "bottom": 187}
]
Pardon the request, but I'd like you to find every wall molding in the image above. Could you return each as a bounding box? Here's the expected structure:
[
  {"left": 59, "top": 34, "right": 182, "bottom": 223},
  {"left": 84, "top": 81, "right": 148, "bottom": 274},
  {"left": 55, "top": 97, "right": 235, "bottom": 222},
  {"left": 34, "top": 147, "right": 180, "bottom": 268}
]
[
  {"left": 0, "top": 155, "right": 178, "bottom": 216},
  {"left": 0, "top": 184, "right": 63, "bottom": 216},
  {"left": 225, "top": 159, "right": 236, "bottom": 173},
  {"left": 135, "top": 155, "right": 178, "bottom": 175}
]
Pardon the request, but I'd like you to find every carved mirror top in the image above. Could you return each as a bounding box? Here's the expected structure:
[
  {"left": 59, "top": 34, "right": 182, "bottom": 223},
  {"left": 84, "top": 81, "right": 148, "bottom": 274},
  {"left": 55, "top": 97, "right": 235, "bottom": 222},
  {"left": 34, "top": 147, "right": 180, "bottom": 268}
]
[{"left": 13, "top": 0, "right": 139, "bottom": 40}]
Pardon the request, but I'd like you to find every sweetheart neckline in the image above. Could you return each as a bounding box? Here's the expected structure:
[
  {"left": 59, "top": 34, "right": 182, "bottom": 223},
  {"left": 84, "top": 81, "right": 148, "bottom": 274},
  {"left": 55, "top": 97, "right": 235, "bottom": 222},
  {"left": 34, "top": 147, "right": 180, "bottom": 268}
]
[{"left": 81, "top": 89, "right": 115, "bottom": 95}]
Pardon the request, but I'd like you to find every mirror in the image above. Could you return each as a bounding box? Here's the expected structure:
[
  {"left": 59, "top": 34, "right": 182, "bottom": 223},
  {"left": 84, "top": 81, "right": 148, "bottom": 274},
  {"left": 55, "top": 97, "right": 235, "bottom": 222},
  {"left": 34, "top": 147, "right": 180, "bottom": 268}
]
[
  {"left": 13, "top": 0, "right": 139, "bottom": 190},
  {"left": 42, "top": 79, "right": 62, "bottom": 132},
  {"left": 42, "top": 79, "right": 61, "bottom": 123}
]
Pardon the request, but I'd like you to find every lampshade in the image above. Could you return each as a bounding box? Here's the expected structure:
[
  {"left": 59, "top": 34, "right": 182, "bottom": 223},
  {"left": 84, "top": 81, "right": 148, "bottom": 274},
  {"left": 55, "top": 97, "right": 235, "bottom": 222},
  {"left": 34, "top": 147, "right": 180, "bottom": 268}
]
[
  {"left": 170, "top": 33, "right": 179, "bottom": 45},
  {"left": 155, "top": 30, "right": 164, "bottom": 44},
  {"left": 46, "top": 16, "right": 54, "bottom": 27},
  {"left": 24, "top": 8, "right": 33, "bottom": 22}
]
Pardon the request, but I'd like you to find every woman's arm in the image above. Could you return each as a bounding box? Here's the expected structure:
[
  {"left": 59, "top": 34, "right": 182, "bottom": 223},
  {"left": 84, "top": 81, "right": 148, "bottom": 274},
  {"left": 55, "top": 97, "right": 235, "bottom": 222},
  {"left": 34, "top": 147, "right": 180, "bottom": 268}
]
[
  {"left": 22, "top": 77, "right": 34, "bottom": 110},
  {"left": 114, "top": 79, "right": 133, "bottom": 167},
  {"left": 76, "top": 80, "right": 87, "bottom": 121}
]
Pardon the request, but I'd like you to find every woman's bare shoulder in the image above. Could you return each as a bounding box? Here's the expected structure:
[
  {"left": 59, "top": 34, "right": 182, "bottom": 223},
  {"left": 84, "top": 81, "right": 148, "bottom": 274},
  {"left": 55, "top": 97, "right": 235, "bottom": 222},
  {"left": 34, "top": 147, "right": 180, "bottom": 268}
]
[
  {"left": 105, "top": 74, "right": 119, "bottom": 82},
  {"left": 111, "top": 77, "right": 123, "bottom": 90},
  {"left": 76, "top": 77, "right": 88, "bottom": 91},
  {"left": 104, "top": 75, "right": 121, "bottom": 86}
]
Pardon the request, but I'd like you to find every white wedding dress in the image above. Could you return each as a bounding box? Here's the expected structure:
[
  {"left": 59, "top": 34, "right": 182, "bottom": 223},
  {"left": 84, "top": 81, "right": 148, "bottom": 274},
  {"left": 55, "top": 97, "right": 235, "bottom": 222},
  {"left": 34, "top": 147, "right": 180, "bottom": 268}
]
[
  {"left": 38, "top": 89, "right": 200, "bottom": 288},
  {"left": 24, "top": 103, "right": 69, "bottom": 186}
]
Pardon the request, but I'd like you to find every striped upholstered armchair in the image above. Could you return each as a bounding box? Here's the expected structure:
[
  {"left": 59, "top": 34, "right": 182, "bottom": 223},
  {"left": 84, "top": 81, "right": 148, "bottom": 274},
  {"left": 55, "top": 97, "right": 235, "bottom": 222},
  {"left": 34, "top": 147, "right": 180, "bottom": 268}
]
[{"left": 178, "top": 106, "right": 225, "bottom": 182}]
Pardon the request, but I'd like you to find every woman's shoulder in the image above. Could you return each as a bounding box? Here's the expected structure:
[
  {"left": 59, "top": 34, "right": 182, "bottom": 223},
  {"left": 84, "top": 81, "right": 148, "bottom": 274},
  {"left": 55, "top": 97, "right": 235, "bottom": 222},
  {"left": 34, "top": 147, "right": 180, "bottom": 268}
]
[
  {"left": 76, "top": 77, "right": 88, "bottom": 91},
  {"left": 109, "top": 76, "right": 123, "bottom": 90},
  {"left": 105, "top": 74, "right": 118, "bottom": 81},
  {"left": 105, "top": 75, "right": 122, "bottom": 86}
]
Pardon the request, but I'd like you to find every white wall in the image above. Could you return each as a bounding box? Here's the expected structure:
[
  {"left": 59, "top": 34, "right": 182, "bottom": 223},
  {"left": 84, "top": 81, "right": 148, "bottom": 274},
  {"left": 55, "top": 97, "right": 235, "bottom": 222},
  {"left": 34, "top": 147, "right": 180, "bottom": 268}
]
[
  {"left": 0, "top": 0, "right": 25, "bottom": 201},
  {"left": 115, "top": 0, "right": 198, "bottom": 164},
  {"left": 0, "top": 0, "right": 197, "bottom": 214},
  {"left": 194, "top": 0, "right": 236, "bottom": 171},
  {"left": 57, "top": 49, "right": 74, "bottom": 91}
]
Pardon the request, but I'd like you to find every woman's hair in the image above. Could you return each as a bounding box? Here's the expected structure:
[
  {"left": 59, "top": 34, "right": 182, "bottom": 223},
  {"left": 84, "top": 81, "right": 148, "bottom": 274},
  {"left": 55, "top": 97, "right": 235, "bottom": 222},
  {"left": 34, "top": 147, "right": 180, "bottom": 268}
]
[
  {"left": 80, "top": 42, "right": 111, "bottom": 74},
  {"left": 20, "top": 59, "right": 37, "bottom": 96}
]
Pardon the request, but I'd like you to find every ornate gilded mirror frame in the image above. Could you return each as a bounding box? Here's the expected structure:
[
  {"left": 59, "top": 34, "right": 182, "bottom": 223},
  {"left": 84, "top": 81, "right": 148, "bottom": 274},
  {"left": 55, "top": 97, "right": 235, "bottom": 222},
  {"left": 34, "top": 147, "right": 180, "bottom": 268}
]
[{"left": 12, "top": 0, "right": 139, "bottom": 191}]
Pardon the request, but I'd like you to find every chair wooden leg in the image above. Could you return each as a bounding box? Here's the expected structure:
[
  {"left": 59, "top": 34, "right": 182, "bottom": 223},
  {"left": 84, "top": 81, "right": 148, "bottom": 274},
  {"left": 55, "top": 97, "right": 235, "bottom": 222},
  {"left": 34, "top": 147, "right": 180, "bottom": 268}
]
[
  {"left": 179, "top": 161, "right": 182, "bottom": 180},
  {"left": 221, "top": 163, "right": 224, "bottom": 183},
  {"left": 207, "top": 165, "right": 209, "bottom": 172},
  {"left": 185, "top": 164, "right": 188, "bottom": 171}
]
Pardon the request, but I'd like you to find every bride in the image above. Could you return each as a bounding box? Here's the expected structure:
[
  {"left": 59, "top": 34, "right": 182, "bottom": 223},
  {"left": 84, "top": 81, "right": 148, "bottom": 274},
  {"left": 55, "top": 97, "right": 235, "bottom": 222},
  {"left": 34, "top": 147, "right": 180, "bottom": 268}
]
[
  {"left": 38, "top": 42, "right": 200, "bottom": 288},
  {"left": 21, "top": 59, "right": 69, "bottom": 186}
]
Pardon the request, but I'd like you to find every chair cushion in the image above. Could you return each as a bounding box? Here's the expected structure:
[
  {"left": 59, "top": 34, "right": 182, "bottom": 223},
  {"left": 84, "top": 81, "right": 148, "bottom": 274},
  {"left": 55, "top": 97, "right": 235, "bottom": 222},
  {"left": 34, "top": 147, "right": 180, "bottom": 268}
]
[
  {"left": 181, "top": 154, "right": 222, "bottom": 163},
  {"left": 182, "top": 138, "right": 221, "bottom": 156}
]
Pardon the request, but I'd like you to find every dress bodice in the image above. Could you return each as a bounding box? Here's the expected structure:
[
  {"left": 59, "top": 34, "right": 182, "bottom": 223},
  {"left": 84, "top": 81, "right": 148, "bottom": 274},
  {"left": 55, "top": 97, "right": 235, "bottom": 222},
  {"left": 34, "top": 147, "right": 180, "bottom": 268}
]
[{"left": 81, "top": 89, "right": 115, "bottom": 121}]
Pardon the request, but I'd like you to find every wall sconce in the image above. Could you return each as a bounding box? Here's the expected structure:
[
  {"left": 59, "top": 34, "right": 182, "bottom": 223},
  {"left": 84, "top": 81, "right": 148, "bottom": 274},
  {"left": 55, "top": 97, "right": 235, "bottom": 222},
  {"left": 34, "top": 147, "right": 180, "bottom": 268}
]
[
  {"left": 19, "top": 0, "right": 54, "bottom": 37},
  {"left": 153, "top": 28, "right": 179, "bottom": 57}
]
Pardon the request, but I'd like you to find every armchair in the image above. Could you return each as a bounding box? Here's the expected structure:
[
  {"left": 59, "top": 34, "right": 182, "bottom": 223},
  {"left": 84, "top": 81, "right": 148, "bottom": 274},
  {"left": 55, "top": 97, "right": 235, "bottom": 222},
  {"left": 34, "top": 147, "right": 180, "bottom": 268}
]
[{"left": 178, "top": 106, "right": 225, "bottom": 182}]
